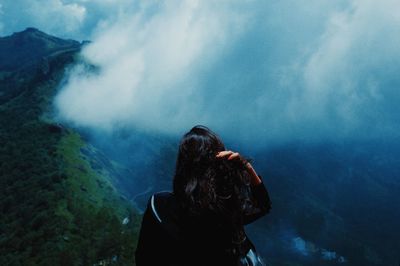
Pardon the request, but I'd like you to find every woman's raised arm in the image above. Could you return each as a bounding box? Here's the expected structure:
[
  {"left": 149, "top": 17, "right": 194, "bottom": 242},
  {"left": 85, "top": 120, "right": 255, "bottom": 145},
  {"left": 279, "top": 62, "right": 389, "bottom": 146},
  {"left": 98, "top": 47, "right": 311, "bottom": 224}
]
[{"left": 216, "top": 151, "right": 272, "bottom": 224}]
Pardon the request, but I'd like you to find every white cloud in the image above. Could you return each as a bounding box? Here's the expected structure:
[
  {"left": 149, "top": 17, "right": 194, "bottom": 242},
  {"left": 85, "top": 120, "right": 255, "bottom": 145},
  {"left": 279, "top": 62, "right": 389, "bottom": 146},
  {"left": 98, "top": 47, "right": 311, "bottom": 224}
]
[
  {"left": 0, "top": 4, "right": 4, "bottom": 35},
  {"left": 55, "top": 0, "right": 248, "bottom": 132},
  {"left": 27, "top": 0, "right": 87, "bottom": 33},
  {"left": 302, "top": 0, "right": 400, "bottom": 134},
  {"left": 52, "top": 0, "right": 400, "bottom": 143},
  {"left": 0, "top": 0, "right": 139, "bottom": 39}
]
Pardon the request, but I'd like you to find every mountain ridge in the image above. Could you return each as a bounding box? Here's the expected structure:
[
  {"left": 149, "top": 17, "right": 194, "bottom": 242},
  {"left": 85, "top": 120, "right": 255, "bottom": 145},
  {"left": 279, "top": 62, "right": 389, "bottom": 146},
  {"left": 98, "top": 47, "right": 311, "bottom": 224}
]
[
  {"left": 0, "top": 27, "right": 81, "bottom": 72},
  {"left": 0, "top": 28, "right": 140, "bottom": 265}
]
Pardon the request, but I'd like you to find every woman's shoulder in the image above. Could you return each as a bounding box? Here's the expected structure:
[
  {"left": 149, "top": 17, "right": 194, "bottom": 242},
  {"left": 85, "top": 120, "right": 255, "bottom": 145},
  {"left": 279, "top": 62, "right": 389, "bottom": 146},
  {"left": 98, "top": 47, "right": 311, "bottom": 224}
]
[
  {"left": 148, "top": 191, "right": 177, "bottom": 223},
  {"left": 146, "top": 191, "right": 183, "bottom": 241},
  {"left": 152, "top": 191, "right": 174, "bottom": 200}
]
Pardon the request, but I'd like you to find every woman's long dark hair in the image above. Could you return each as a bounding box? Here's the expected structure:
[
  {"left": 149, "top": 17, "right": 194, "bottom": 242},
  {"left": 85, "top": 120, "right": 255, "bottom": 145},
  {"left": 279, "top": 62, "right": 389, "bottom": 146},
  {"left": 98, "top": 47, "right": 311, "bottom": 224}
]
[{"left": 173, "top": 125, "right": 254, "bottom": 248}]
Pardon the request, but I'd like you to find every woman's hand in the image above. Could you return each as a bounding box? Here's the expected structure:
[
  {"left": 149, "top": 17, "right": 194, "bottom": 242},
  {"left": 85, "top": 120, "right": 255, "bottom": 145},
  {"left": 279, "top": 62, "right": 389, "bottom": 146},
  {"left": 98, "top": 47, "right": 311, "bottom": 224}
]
[{"left": 216, "top": 150, "right": 262, "bottom": 185}]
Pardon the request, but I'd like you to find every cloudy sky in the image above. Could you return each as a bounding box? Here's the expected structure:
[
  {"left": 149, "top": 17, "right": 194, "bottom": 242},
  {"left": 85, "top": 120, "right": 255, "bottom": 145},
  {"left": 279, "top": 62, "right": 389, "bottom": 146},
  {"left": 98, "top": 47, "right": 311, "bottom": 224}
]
[{"left": 2, "top": 0, "right": 400, "bottom": 145}]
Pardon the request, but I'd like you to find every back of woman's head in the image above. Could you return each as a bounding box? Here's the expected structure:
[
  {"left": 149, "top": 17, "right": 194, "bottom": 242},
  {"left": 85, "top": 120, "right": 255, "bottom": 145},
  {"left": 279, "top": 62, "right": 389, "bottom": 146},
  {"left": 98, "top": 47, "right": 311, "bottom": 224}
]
[{"left": 173, "top": 125, "right": 253, "bottom": 219}]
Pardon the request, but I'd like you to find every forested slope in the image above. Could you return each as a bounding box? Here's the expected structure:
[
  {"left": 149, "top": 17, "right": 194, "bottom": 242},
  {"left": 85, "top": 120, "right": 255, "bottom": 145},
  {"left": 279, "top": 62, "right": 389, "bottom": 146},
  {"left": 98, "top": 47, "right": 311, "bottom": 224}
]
[{"left": 0, "top": 28, "right": 140, "bottom": 266}]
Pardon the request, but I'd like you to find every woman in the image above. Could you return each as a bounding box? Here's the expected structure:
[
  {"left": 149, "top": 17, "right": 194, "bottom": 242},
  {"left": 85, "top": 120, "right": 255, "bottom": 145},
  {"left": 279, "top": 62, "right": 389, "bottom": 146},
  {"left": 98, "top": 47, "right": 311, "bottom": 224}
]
[{"left": 135, "top": 125, "right": 272, "bottom": 266}]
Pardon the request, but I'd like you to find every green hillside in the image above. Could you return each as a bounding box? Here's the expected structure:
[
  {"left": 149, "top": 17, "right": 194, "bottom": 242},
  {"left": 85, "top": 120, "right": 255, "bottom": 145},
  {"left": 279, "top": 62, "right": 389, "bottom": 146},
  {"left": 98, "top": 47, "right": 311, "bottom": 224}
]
[{"left": 0, "top": 28, "right": 140, "bottom": 265}]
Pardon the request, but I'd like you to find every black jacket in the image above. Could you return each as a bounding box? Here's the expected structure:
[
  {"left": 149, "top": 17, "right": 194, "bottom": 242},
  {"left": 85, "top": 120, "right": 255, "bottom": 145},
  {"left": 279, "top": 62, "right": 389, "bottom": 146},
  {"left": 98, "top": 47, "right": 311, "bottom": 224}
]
[{"left": 135, "top": 178, "right": 271, "bottom": 266}]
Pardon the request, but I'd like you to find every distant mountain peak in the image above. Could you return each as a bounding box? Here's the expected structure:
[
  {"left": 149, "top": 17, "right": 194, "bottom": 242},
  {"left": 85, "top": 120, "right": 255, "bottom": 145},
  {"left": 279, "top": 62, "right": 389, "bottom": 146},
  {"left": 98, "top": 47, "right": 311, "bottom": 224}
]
[
  {"left": 0, "top": 28, "right": 81, "bottom": 72},
  {"left": 23, "top": 27, "right": 40, "bottom": 33},
  {"left": 12, "top": 27, "right": 53, "bottom": 40},
  {"left": 11, "top": 27, "right": 78, "bottom": 46}
]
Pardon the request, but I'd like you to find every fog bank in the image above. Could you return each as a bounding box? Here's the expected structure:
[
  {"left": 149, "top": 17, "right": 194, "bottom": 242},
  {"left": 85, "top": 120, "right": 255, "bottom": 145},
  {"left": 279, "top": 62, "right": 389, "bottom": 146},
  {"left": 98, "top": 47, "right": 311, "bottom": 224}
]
[{"left": 53, "top": 0, "right": 400, "bottom": 145}]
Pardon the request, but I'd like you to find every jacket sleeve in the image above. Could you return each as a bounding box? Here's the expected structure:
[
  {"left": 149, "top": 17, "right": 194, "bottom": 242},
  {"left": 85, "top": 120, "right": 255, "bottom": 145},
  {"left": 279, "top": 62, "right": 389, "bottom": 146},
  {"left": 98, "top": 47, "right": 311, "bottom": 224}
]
[{"left": 243, "top": 176, "right": 272, "bottom": 225}]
